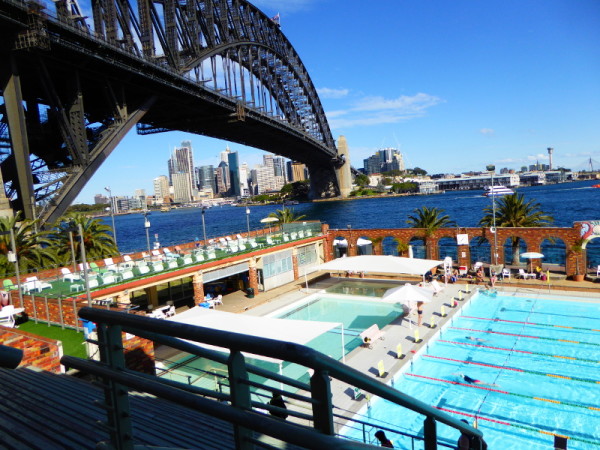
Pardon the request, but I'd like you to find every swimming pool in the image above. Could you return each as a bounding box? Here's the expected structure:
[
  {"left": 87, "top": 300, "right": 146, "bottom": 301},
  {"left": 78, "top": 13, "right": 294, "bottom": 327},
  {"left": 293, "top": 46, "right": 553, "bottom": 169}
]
[
  {"left": 325, "top": 280, "right": 406, "bottom": 298},
  {"left": 273, "top": 294, "right": 406, "bottom": 359},
  {"left": 343, "top": 291, "right": 600, "bottom": 449}
]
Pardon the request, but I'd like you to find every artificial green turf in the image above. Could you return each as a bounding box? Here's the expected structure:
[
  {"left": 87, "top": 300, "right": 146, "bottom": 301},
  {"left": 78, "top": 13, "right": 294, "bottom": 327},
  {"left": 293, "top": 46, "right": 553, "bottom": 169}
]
[{"left": 18, "top": 321, "right": 87, "bottom": 358}]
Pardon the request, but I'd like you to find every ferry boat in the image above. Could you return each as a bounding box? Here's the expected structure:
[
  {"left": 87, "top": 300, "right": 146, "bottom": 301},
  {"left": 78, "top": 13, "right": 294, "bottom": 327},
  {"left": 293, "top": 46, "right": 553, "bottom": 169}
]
[{"left": 483, "top": 185, "right": 514, "bottom": 197}]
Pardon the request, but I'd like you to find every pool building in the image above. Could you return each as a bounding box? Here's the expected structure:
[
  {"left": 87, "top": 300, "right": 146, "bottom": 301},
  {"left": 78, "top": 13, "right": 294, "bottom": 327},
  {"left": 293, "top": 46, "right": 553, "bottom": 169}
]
[{"left": 1, "top": 223, "right": 600, "bottom": 448}]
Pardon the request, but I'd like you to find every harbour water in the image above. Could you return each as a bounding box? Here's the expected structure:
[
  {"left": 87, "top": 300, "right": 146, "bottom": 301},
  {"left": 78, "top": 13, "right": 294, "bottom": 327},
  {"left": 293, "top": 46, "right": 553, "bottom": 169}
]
[{"left": 106, "top": 179, "right": 599, "bottom": 267}]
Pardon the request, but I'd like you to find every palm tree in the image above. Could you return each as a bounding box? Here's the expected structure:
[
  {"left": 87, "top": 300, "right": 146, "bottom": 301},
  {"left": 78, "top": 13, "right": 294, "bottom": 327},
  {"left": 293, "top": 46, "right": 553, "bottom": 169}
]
[
  {"left": 479, "top": 193, "right": 553, "bottom": 264},
  {"left": 268, "top": 207, "right": 306, "bottom": 224},
  {"left": 0, "top": 212, "right": 57, "bottom": 277},
  {"left": 48, "top": 214, "right": 119, "bottom": 263},
  {"left": 406, "top": 206, "right": 455, "bottom": 258}
]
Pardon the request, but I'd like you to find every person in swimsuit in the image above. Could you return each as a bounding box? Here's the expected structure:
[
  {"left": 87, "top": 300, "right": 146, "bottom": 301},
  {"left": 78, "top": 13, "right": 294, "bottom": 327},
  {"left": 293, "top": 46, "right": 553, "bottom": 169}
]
[
  {"left": 417, "top": 301, "right": 424, "bottom": 326},
  {"left": 455, "top": 373, "right": 498, "bottom": 387},
  {"left": 466, "top": 336, "right": 487, "bottom": 343}
]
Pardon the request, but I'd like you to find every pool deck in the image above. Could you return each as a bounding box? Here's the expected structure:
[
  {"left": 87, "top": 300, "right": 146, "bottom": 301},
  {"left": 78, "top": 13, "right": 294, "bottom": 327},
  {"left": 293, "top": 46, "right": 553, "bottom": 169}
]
[{"left": 158, "top": 272, "right": 600, "bottom": 428}]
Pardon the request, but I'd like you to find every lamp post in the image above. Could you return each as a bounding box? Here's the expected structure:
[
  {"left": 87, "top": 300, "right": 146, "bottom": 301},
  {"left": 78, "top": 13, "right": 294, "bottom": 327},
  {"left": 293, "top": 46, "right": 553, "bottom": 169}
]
[
  {"left": 201, "top": 207, "right": 208, "bottom": 249},
  {"left": 2, "top": 228, "right": 23, "bottom": 308},
  {"left": 143, "top": 211, "right": 151, "bottom": 253},
  {"left": 246, "top": 207, "right": 251, "bottom": 237},
  {"left": 104, "top": 186, "right": 118, "bottom": 249},
  {"left": 487, "top": 164, "right": 498, "bottom": 266},
  {"left": 68, "top": 222, "right": 92, "bottom": 307}
]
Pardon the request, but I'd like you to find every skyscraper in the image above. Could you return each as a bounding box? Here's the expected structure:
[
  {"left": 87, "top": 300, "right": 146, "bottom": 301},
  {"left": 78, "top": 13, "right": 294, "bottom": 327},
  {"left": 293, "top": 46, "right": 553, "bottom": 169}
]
[
  {"left": 168, "top": 141, "right": 196, "bottom": 189},
  {"left": 197, "top": 165, "right": 215, "bottom": 193},
  {"left": 228, "top": 151, "right": 241, "bottom": 197},
  {"left": 153, "top": 176, "right": 170, "bottom": 203}
]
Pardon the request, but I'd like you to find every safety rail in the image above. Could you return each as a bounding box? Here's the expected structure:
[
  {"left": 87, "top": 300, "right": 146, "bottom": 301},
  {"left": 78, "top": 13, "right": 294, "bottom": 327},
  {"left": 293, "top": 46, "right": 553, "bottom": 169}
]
[{"left": 61, "top": 307, "right": 485, "bottom": 449}]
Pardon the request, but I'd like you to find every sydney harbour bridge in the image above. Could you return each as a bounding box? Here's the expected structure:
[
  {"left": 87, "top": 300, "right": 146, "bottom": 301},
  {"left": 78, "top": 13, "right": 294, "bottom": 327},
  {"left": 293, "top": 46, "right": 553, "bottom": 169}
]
[{"left": 0, "top": 0, "right": 351, "bottom": 224}]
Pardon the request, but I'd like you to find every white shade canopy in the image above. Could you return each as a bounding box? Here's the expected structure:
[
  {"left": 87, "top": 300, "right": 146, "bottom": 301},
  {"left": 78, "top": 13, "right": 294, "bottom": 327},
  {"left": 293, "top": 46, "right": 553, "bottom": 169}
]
[
  {"left": 169, "top": 307, "right": 342, "bottom": 363},
  {"left": 356, "top": 238, "right": 372, "bottom": 246},
  {"left": 333, "top": 238, "right": 348, "bottom": 247},
  {"left": 318, "top": 255, "right": 443, "bottom": 276},
  {"left": 520, "top": 252, "right": 544, "bottom": 259},
  {"left": 382, "top": 283, "right": 435, "bottom": 305},
  {"left": 260, "top": 217, "right": 279, "bottom": 223}
]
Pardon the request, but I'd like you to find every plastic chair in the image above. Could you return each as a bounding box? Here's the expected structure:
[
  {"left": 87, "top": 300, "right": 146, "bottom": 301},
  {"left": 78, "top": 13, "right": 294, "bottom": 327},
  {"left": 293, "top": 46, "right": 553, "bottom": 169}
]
[{"left": 502, "top": 268, "right": 511, "bottom": 279}]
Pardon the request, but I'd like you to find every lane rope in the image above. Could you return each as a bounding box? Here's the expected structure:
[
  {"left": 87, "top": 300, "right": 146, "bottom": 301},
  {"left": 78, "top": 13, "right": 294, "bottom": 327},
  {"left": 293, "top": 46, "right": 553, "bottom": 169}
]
[
  {"left": 450, "top": 326, "right": 600, "bottom": 347},
  {"left": 433, "top": 405, "right": 600, "bottom": 447},
  {"left": 461, "top": 315, "right": 600, "bottom": 333},
  {"left": 422, "top": 354, "right": 600, "bottom": 384},
  {"left": 405, "top": 373, "right": 600, "bottom": 412},
  {"left": 437, "top": 339, "right": 600, "bottom": 364}
]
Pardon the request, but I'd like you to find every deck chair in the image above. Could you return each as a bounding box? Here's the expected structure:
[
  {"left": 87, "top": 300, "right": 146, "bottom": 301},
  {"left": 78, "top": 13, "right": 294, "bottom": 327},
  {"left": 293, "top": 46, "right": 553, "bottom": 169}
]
[
  {"left": 266, "top": 236, "right": 274, "bottom": 245},
  {"left": 213, "top": 295, "right": 223, "bottom": 306},
  {"left": 305, "top": 229, "right": 313, "bottom": 237},
  {"left": 61, "top": 268, "right": 81, "bottom": 282},
  {"left": 152, "top": 262, "right": 164, "bottom": 272},
  {"left": 298, "top": 230, "right": 305, "bottom": 238},
  {"left": 282, "top": 234, "right": 290, "bottom": 242},
  {"left": 290, "top": 232, "right": 298, "bottom": 240},
  {"left": 518, "top": 269, "right": 535, "bottom": 279},
  {"left": 181, "top": 256, "right": 193, "bottom": 265},
  {"left": 2, "top": 280, "right": 17, "bottom": 291},
  {"left": 194, "top": 254, "right": 205, "bottom": 262},
  {"left": 0, "top": 305, "right": 16, "bottom": 328},
  {"left": 502, "top": 268, "right": 511, "bottom": 279},
  {"left": 87, "top": 278, "right": 99, "bottom": 289},
  {"left": 135, "top": 265, "right": 150, "bottom": 276},
  {"left": 163, "top": 248, "right": 176, "bottom": 260},
  {"left": 167, "top": 260, "right": 178, "bottom": 269},
  {"left": 119, "top": 255, "right": 134, "bottom": 269},
  {"left": 121, "top": 270, "right": 134, "bottom": 280},
  {"left": 207, "top": 250, "right": 216, "bottom": 259},
  {"left": 101, "top": 275, "right": 116, "bottom": 285},
  {"left": 236, "top": 234, "right": 246, "bottom": 244},
  {"left": 103, "top": 258, "right": 118, "bottom": 272}
]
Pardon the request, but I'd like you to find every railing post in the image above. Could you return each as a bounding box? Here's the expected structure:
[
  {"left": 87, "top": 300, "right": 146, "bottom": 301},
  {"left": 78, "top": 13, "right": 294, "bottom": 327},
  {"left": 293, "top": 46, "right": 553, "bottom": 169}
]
[
  {"left": 310, "top": 369, "right": 334, "bottom": 435},
  {"left": 227, "top": 350, "right": 252, "bottom": 449},
  {"left": 97, "top": 323, "right": 134, "bottom": 450},
  {"left": 423, "top": 416, "right": 437, "bottom": 450}
]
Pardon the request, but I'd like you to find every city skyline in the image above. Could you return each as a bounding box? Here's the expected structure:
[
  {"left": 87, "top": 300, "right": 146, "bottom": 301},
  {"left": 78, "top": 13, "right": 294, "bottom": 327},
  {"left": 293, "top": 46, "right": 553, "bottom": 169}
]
[{"left": 74, "top": 0, "right": 599, "bottom": 203}]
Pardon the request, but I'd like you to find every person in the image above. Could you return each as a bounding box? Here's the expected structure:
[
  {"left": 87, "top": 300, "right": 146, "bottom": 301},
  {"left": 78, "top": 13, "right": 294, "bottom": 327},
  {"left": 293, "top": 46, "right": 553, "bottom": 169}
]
[
  {"left": 0, "top": 291, "right": 9, "bottom": 310},
  {"left": 424, "top": 270, "right": 433, "bottom": 282},
  {"left": 416, "top": 301, "right": 424, "bottom": 326},
  {"left": 535, "top": 265, "right": 543, "bottom": 279},
  {"left": 374, "top": 430, "right": 394, "bottom": 448},
  {"left": 268, "top": 392, "right": 288, "bottom": 420},
  {"left": 475, "top": 268, "right": 485, "bottom": 284},
  {"left": 466, "top": 336, "right": 487, "bottom": 343},
  {"left": 455, "top": 373, "right": 498, "bottom": 387},
  {"left": 489, "top": 273, "right": 497, "bottom": 288},
  {"left": 457, "top": 419, "right": 488, "bottom": 450}
]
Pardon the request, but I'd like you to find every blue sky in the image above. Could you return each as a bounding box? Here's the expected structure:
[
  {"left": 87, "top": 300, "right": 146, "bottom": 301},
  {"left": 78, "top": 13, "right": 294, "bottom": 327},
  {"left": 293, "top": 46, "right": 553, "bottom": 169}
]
[{"left": 75, "top": 0, "right": 600, "bottom": 202}]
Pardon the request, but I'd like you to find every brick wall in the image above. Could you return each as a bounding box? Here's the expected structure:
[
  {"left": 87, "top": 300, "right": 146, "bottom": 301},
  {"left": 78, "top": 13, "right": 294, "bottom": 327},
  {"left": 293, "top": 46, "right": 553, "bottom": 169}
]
[
  {"left": 0, "top": 326, "right": 63, "bottom": 373},
  {"left": 326, "top": 226, "right": 583, "bottom": 276}
]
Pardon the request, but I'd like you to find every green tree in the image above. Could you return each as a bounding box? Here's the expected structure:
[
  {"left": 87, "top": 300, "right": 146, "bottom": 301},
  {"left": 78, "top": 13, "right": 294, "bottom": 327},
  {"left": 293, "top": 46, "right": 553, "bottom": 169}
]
[
  {"left": 268, "top": 207, "right": 306, "bottom": 224},
  {"left": 411, "top": 167, "right": 428, "bottom": 176},
  {"left": 407, "top": 206, "right": 455, "bottom": 258},
  {"left": 0, "top": 212, "right": 57, "bottom": 277},
  {"left": 48, "top": 214, "right": 119, "bottom": 263},
  {"left": 354, "top": 174, "right": 370, "bottom": 187},
  {"left": 479, "top": 193, "right": 554, "bottom": 264}
]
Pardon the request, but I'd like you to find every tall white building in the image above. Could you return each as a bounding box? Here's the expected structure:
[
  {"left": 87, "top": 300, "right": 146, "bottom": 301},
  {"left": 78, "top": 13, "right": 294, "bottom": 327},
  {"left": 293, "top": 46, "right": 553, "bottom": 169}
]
[
  {"left": 153, "top": 176, "right": 170, "bottom": 203},
  {"left": 172, "top": 172, "right": 193, "bottom": 203},
  {"left": 169, "top": 141, "right": 196, "bottom": 189}
]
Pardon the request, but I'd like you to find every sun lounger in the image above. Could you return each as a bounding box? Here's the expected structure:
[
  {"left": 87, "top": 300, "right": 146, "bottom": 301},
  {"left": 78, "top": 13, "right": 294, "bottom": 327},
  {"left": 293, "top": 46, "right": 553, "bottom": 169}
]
[{"left": 359, "top": 324, "right": 385, "bottom": 349}]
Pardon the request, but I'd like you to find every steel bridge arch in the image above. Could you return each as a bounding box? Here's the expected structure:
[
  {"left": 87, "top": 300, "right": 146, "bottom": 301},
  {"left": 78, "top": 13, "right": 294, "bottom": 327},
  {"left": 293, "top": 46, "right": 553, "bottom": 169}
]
[{"left": 0, "top": 0, "right": 346, "bottom": 224}]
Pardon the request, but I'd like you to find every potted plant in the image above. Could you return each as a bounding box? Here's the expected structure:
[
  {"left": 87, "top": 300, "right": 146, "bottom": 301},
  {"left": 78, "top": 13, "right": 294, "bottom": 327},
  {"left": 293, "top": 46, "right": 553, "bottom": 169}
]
[
  {"left": 394, "top": 239, "right": 410, "bottom": 257},
  {"left": 570, "top": 238, "right": 585, "bottom": 282}
]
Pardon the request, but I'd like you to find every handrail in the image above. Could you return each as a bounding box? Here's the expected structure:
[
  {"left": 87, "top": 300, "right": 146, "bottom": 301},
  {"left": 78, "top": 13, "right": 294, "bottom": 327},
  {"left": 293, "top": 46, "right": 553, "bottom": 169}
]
[{"left": 77, "top": 307, "right": 483, "bottom": 445}]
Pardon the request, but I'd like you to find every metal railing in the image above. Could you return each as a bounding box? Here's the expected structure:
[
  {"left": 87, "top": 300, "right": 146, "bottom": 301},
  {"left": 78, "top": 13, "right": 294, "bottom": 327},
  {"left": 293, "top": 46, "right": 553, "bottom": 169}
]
[{"left": 61, "top": 307, "right": 485, "bottom": 449}]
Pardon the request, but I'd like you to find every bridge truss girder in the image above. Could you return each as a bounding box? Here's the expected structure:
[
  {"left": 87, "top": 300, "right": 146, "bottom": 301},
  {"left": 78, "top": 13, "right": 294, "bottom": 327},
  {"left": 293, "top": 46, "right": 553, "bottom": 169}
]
[{"left": 0, "top": 0, "right": 344, "bottom": 224}]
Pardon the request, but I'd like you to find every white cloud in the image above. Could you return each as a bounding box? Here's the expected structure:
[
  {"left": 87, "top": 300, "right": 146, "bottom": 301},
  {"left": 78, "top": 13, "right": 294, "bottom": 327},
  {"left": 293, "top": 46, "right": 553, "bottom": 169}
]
[
  {"left": 251, "top": 0, "right": 317, "bottom": 14},
  {"left": 317, "top": 87, "right": 349, "bottom": 99},
  {"left": 526, "top": 153, "right": 549, "bottom": 161},
  {"left": 326, "top": 92, "right": 443, "bottom": 130},
  {"left": 480, "top": 128, "right": 495, "bottom": 135}
]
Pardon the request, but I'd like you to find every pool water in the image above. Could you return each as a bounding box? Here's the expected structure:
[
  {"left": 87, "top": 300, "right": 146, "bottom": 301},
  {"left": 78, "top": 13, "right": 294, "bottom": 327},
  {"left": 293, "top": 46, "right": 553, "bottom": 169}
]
[
  {"left": 275, "top": 295, "right": 406, "bottom": 358},
  {"left": 344, "top": 292, "right": 600, "bottom": 449},
  {"left": 325, "top": 280, "right": 405, "bottom": 298}
]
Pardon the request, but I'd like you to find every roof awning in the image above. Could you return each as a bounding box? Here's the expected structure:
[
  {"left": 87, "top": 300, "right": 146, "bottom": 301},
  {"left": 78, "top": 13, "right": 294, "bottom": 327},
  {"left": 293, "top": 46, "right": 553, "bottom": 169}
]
[
  {"left": 168, "top": 307, "right": 342, "bottom": 363},
  {"left": 318, "top": 255, "right": 443, "bottom": 276}
]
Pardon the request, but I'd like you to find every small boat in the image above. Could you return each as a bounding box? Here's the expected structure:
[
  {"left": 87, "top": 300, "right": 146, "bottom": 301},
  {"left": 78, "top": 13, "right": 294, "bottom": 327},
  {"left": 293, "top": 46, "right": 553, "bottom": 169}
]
[
  {"left": 283, "top": 200, "right": 299, "bottom": 205},
  {"left": 592, "top": 184, "right": 600, "bottom": 188},
  {"left": 483, "top": 186, "right": 514, "bottom": 197},
  {"left": 160, "top": 206, "right": 172, "bottom": 212}
]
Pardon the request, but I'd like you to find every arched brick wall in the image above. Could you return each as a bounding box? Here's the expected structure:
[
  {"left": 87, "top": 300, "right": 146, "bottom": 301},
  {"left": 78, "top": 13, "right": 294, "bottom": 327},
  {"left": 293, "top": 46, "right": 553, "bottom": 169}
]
[{"left": 326, "top": 226, "right": 582, "bottom": 276}]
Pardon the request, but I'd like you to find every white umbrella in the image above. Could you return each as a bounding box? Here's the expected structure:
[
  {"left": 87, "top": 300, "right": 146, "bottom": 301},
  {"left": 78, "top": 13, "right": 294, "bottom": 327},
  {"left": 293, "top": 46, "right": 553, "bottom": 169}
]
[
  {"left": 383, "top": 283, "right": 434, "bottom": 305},
  {"left": 260, "top": 216, "right": 279, "bottom": 233},
  {"left": 521, "top": 252, "right": 544, "bottom": 272},
  {"left": 383, "top": 283, "right": 434, "bottom": 329}
]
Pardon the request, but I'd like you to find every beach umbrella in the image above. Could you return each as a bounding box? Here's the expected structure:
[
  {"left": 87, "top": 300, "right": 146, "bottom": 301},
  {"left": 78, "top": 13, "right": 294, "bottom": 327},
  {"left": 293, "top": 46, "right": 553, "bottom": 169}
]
[
  {"left": 260, "top": 216, "right": 279, "bottom": 233},
  {"left": 383, "top": 283, "right": 434, "bottom": 305},
  {"left": 521, "top": 252, "right": 544, "bottom": 272},
  {"left": 383, "top": 283, "right": 434, "bottom": 329}
]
